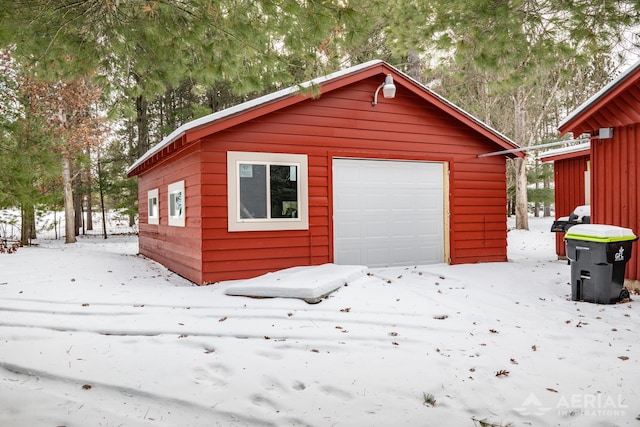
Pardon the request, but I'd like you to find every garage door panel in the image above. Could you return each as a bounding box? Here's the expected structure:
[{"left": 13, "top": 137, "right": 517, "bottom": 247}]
[
  {"left": 333, "top": 158, "right": 445, "bottom": 267},
  {"left": 336, "top": 248, "right": 363, "bottom": 265},
  {"left": 365, "top": 221, "right": 388, "bottom": 238},
  {"left": 335, "top": 222, "right": 361, "bottom": 239}
]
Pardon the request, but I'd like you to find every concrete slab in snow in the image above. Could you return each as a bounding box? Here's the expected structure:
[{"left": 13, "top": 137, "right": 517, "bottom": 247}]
[{"left": 224, "top": 264, "right": 367, "bottom": 303}]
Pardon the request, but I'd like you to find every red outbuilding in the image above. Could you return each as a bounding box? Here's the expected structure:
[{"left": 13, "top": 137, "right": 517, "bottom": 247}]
[
  {"left": 127, "top": 60, "right": 522, "bottom": 284},
  {"left": 539, "top": 143, "right": 590, "bottom": 258},
  {"left": 559, "top": 59, "right": 640, "bottom": 286}
]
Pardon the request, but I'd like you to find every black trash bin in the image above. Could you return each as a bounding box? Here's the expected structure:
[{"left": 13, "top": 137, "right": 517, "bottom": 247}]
[{"left": 565, "top": 224, "right": 638, "bottom": 304}]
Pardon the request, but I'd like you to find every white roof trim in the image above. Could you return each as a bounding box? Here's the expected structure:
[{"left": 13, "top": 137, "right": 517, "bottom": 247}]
[
  {"left": 538, "top": 142, "right": 590, "bottom": 160},
  {"left": 559, "top": 58, "right": 640, "bottom": 129},
  {"left": 127, "top": 60, "right": 517, "bottom": 174}
]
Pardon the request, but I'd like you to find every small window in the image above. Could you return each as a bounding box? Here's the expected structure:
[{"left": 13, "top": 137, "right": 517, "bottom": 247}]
[
  {"left": 228, "top": 152, "right": 308, "bottom": 232},
  {"left": 168, "top": 180, "right": 185, "bottom": 227},
  {"left": 147, "top": 189, "right": 159, "bottom": 225}
]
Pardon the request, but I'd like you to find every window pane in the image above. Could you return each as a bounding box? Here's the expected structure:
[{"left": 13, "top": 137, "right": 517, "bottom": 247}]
[
  {"left": 270, "top": 165, "right": 298, "bottom": 218},
  {"left": 148, "top": 198, "right": 157, "bottom": 217},
  {"left": 169, "top": 192, "right": 183, "bottom": 218},
  {"left": 239, "top": 164, "right": 267, "bottom": 219}
]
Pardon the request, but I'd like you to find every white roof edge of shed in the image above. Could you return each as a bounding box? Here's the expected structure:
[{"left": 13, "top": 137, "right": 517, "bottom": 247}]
[
  {"left": 127, "top": 59, "right": 518, "bottom": 174},
  {"left": 538, "top": 141, "right": 590, "bottom": 160},
  {"left": 559, "top": 58, "right": 640, "bottom": 130}
]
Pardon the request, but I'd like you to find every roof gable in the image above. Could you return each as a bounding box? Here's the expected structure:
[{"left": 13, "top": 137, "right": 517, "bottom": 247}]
[
  {"left": 559, "top": 60, "right": 640, "bottom": 136},
  {"left": 539, "top": 142, "right": 590, "bottom": 163},
  {"left": 127, "top": 60, "right": 520, "bottom": 177}
]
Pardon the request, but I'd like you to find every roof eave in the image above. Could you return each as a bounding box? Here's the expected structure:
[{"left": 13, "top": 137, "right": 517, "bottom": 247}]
[
  {"left": 559, "top": 59, "right": 640, "bottom": 134},
  {"left": 126, "top": 60, "right": 386, "bottom": 176},
  {"left": 128, "top": 59, "right": 520, "bottom": 175}
]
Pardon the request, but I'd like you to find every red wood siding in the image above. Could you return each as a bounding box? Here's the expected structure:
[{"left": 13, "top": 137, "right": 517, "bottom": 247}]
[
  {"left": 557, "top": 64, "right": 640, "bottom": 282},
  {"left": 591, "top": 125, "right": 640, "bottom": 281},
  {"left": 137, "top": 143, "right": 203, "bottom": 283},
  {"left": 551, "top": 155, "right": 589, "bottom": 257},
  {"left": 197, "top": 79, "right": 509, "bottom": 282}
]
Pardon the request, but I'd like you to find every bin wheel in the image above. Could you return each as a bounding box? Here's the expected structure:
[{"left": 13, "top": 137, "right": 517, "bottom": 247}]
[{"left": 619, "top": 289, "right": 630, "bottom": 301}]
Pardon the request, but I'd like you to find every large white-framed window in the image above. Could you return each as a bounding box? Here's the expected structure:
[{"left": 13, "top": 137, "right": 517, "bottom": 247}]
[
  {"left": 227, "top": 151, "right": 309, "bottom": 232},
  {"left": 168, "top": 180, "right": 185, "bottom": 227},
  {"left": 147, "top": 188, "right": 159, "bottom": 225}
]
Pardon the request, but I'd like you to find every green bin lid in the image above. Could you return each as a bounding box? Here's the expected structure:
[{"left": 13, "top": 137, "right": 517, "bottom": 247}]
[{"left": 565, "top": 224, "right": 637, "bottom": 243}]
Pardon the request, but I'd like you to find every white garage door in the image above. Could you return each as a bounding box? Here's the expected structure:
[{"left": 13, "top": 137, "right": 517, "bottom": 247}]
[{"left": 333, "top": 158, "right": 445, "bottom": 267}]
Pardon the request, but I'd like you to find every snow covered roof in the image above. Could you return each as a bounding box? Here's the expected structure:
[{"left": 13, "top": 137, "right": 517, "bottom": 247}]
[
  {"left": 538, "top": 141, "right": 590, "bottom": 162},
  {"left": 559, "top": 58, "right": 640, "bottom": 130},
  {"left": 127, "top": 60, "right": 519, "bottom": 175}
]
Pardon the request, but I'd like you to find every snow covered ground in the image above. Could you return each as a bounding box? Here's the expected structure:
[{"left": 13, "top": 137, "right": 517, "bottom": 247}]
[{"left": 1, "top": 216, "right": 639, "bottom": 426}]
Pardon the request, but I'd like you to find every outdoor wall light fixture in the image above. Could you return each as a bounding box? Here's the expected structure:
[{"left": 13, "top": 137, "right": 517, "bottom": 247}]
[
  {"left": 372, "top": 74, "right": 396, "bottom": 106},
  {"left": 598, "top": 127, "right": 613, "bottom": 139}
]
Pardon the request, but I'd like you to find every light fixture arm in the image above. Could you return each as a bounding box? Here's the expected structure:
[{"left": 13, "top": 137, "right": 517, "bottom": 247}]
[{"left": 372, "top": 83, "right": 386, "bottom": 106}]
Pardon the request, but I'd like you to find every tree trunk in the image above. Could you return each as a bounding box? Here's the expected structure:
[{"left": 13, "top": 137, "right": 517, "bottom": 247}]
[
  {"left": 544, "top": 173, "right": 551, "bottom": 217},
  {"left": 513, "top": 87, "right": 529, "bottom": 230},
  {"left": 534, "top": 160, "right": 540, "bottom": 218},
  {"left": 94, "top": 150, "right": 107, "bottom": 239},
  {"left": 74, "top": 172, "right": 83, "bottom": 236},
  {"left": 407, "top": 51, "right": 423, "bottom": 81},
  {"left": 136, "top": 94, "right": 150, "bottom": 157},
  {"left": 85, "top": 148, "right": 93, "bottom": 231},
  {"left": 86, "top": 191, "right": 93, "bottom": 230},
  {"left": 20, "top": 204, "right": 36, "bottom": 246},
  {"left": 62, "top": 155, "right": 77, "bottom": 243},
  {"left": 514, "top": 157, "right": 529, "bottom": 229}
]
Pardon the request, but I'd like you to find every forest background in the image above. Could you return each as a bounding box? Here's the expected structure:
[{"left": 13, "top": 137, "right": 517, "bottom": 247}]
[{"left": 1, "top": 0, "right": 640, "bottom": 244}]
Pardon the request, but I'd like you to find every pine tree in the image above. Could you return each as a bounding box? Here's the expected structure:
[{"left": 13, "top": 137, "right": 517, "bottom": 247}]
[
  {"left": 20, "top": 77, "right": 106, "bottom": 243},
  {"left": 0, "top": 54, "right": 62, "bottom": 244},
  {"left": 385, "top": 0, "right": 640, "bottom": 229},
  {"left": 1, "top": 0, "right": 366, "bottom": 222}
]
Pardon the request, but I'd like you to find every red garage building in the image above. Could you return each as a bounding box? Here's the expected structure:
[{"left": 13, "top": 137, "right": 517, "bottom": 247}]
[
  {"left": 127, "top": 60, "right": 522, "bottom": 284},
  {"left": 539, "top": 142, "right": 590, "bottom": 258},
  {"left": 559, "top": 59, "right": 640, "bottom": 286}
]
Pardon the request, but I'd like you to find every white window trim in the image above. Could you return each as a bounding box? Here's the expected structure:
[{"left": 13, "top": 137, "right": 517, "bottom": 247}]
[
  {"left": 168, "top": 180, "right": 185, "bottom": 227},
  {"left": 147, "top": 188, "right": 159, "bottom": 225},
  {"left": 227, "top": 151, "right": 309, "bottom": 232}
]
